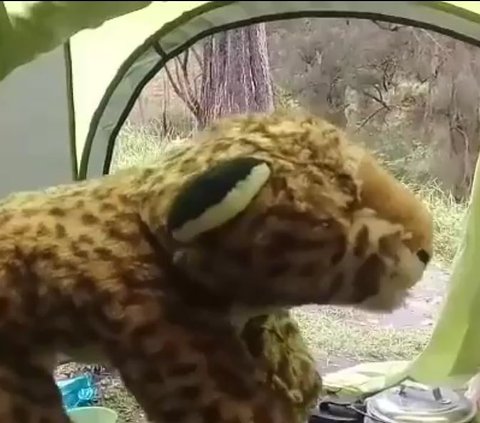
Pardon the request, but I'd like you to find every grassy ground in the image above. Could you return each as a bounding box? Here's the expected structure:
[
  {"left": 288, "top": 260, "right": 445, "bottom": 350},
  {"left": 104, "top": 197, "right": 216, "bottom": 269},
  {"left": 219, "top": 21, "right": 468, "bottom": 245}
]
[
  {"left": 292, "top": 306, "right": 430, "bottom": 365},
  {"left": 89, "top": 123, "right": 466, "bottom": 421}
]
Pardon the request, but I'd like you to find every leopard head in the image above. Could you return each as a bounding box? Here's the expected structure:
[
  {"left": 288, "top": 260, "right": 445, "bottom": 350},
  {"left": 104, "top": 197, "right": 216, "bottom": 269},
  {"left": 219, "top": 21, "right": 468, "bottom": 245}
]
[{"left": 160, "top": 111, "right": 433, "bottom": 313}]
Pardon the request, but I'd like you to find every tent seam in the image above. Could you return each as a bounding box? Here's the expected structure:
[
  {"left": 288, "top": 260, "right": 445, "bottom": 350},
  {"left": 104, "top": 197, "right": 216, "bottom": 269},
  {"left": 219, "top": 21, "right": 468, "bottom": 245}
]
[{"left": 63, "top": 41, "right": 78, "bottom": 180}]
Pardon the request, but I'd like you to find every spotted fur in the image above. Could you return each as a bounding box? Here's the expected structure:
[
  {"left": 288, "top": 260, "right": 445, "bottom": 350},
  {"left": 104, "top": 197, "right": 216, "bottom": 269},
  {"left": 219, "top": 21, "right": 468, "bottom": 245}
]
[{"left": 0, "top": 111, "right": 432, "bottom": 422}]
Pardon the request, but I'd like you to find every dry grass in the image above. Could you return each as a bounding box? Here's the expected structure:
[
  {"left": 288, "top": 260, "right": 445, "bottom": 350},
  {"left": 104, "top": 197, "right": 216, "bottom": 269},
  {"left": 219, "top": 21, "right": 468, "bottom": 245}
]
[
  {"left": 111, "top": 123, "right": 190, "bottom": 171},
  {"left": 407, "top": 181, "right": 466, "bottom": 266}
]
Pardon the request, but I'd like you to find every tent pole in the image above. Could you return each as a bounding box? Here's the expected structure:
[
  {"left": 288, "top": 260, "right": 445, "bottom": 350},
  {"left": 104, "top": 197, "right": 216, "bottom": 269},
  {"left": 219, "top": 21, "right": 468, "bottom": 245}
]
[{"left": 63, "top": 41, "right": 78, "bottom": 181}]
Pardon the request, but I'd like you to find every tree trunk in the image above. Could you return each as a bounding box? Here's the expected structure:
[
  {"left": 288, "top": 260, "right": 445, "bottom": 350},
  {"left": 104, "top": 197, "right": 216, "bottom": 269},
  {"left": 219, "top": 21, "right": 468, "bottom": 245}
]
[{"left": 198, "top": 23, "right": 274, "bottom": 128}]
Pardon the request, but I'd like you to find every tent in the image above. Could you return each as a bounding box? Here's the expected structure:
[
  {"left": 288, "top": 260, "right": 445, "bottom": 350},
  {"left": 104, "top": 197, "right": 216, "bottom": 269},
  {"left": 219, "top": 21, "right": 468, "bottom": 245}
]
[{"left": 2, "top": 0, "right": 480, "bottom": 391}]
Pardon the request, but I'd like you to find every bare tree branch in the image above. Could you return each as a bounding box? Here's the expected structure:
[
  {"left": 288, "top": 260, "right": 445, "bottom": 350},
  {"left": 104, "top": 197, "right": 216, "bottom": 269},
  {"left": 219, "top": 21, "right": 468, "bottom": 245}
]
[
  {"left": 172, "top": 56, "right": 198, "bottom": 113},
  {"left": 173, "top": 58, "right": 194, "bottom": 110},
  {"left": 419, "top": 28, "right": 445, "bottom": 52},
  {"left": 164, "top": 64, "right": 185, "bottom": 102},
  {"left": 192, "top": 47, "right": 203, "bottom": 73},
  {"left": 175, "top": 55, "right": 201, "bottom": 115},
  {"left": 181, "top": 50, "right": 189, "bottom": 71},
  {"left": 362, "top": 89, "right": 391, "bottom": 110},
  {"left": 355, "top": 106, "right": 387, "bottom": 131},
  {"left": 190, "top": 46, "right": 204, "bottom": 97},
  {"left": 161, "top": 74, "right": 169, "bottom": 135},
  {"left": 164, "top": 61, "right": 198, "bottom": 117},
  {"left": 373, "top": 85, "right": 384, "bottom": 102}
]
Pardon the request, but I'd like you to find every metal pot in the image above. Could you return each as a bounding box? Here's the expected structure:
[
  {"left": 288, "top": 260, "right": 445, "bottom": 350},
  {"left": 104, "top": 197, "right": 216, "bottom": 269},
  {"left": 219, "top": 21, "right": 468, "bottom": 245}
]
[{"left": 365, "top": 382, "right": 477, "bottom": 423}]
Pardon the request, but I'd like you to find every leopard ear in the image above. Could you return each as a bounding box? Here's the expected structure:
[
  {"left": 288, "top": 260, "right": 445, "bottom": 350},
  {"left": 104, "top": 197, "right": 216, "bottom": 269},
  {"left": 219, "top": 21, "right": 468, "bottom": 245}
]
[{"left": 167, "top": 157, "right": 271, "bottom": 243}]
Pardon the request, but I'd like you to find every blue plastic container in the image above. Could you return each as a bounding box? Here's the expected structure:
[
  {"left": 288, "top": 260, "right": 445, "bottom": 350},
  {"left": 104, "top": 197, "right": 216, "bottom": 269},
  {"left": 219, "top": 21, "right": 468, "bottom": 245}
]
[{"left": 55, "top": 373, "right": 98, "bottom": 410}]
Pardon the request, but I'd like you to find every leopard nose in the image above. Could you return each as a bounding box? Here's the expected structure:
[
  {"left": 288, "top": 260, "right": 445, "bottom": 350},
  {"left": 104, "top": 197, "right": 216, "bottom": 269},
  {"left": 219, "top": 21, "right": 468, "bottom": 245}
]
[{"left": 417, "top": 249, "right": 430, "bottom": 265}]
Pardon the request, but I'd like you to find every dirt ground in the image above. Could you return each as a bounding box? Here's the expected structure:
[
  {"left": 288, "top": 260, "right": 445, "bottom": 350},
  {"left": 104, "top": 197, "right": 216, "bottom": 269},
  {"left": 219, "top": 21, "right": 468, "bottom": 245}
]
[
  {"left": 374, "top": 263, "right": 450, "bottom": 329},
  {"left": 316, "top": 262, "right": 450, "bottom": 373}
]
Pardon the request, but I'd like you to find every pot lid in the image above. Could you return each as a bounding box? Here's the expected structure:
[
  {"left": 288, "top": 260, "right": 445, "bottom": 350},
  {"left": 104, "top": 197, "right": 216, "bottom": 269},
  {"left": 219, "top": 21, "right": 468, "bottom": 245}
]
[{"left": 366, "top": 382, "right": 476, "bottom": 423}]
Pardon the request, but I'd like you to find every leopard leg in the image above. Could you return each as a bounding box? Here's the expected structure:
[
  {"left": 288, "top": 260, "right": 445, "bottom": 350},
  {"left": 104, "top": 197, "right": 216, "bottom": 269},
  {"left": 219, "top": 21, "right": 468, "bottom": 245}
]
[
  {"left": 0, "top": 348, "right": 69, "bottom": 423},
  {"left": 99, "top": 298, "right": 293, "bottom": 423}
]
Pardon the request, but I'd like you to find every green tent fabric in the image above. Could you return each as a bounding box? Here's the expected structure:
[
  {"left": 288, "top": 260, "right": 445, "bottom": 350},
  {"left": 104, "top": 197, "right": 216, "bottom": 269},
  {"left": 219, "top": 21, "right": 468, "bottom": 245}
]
[
  {"left": 2, "top": 0, "right": 480, "bottom": 393},
  {"left": 405, "top": 149, "right": 480, "bottom": 384},
  {"left": 0, "top": 1, "right": 152, "bottom": 82}
]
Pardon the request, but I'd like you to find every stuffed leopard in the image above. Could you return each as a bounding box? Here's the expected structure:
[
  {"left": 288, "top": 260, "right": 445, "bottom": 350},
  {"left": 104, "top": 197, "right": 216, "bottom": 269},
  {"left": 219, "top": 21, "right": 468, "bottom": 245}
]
[{"left": 0, "top": 111, "right": 432, "bottom": 422}]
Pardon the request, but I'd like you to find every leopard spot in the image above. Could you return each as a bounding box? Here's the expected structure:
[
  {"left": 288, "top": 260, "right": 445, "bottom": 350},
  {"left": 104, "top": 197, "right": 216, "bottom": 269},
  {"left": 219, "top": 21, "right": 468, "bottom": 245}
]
[
  {"left": 71, "top": 244, "right": 89, "bottom": 259},
  {"left": 152, "top": 343, "right": 180, "bottom": 367},
  {"left": 179, "top": 158, "right": 196, "bottom": 171},
  {"left": 92, "top": 188, "right": 113, "bottom": 201},
  {"left": 105, "top": 225, "right": 141, "bottom": 245},
  {"left": 225, "top": 247, "right": 251, "bottom": 267},
  {"left": 117, "top": 194, "right": 132, "bottom": 206},
  {"left": 196, "top": 258, "right": 213, "bottom": 275},
  {"left": 203, "top": 404, "right": 221, "bottom": 422},
  {"left": 0, "top": 214, "right": 12, "bottom": 225},
  {"left": 337, "top": 173, "right": 358, "bottom": 200},
  {"left": 211, "top": 142, "right": 228, "bottom": 154},
  {"left": 81, "top": 213, "right": 99, "bottom": 225},
  {"left": 0, "top": 296, "right": 10, "bottom": 320},
  {"left": 36, "top": 223, "right": 50, "bottom": 237},
  {"left": 49, "top": 207, "right": 66, "bottom": 217},
  {"left": 36, "top": 248, "right": 58, "bottom": 262},
  {"left": 378, "top": 234, "right": 399, "bottom": 259},
  {"left": 267, "top": 229, "right": 329, "bottom": 258},
  {"left": 75, "top": 199, "right": 86, "bottom": 208},
  {"left": 353, "top": 254, "right": 383, "bottom": 302},
  {"left": 78, "top": 234, "right": 94, "bottom": 245},
  {"left": 254, "top": 402, "right": 280, "bottom": 422},
  {"left": 74, "top": 275, "right": 97, "bottom": 294},
  {"left": 129, "top": 321, "right": 159, "bottom": 343},
  {"left": 298, "top": 262, "right": 316, "bottom": 277},
  {"left": 353, "top": 226, "right": 369, "bottom": 257},
  {"left": 267, "top": 205, "right": 306, "bottom": 223},
  {"left": 100, "top": 202, "right": 117, "bottom": 213},
  {"left": 271, "top": 231, "right": 297, "bottom": 248},
  {"left": 267, "top": 260, "right": 290, "bottom": 278},
  {"left": 208, "top": 360, "right": 256, "bottom": 400},
  {"left": 55, "top": 223, "right": 66, "bottom": 238},
  {"left": 93, "top": 247, "right": 114, "bottom": 261},
  {"left": 142, "top": 168, "right": 155, "bottom": 179},
  {"left": 12, "top": 224, "right": 30, "bottom": 236},
  {"left": 203, "top": 337, "right": 257, "bottom": 400},
  {"left": 241, "top": 318, "right": 266, "bottom": 358},
  {"left": 331, "top": 235, "right": 347, "bottom": 265},
  {"left": 179, "top": 385, "right": 201, "bottom": 400},
  {"left": 326, "top": 273, "right": 344, "bottom": 300},
  {"left": 167, "top": 363, "right": 198, "bottom": 378},
  {"left": 21, "top": 209, "right": 38, "bottom": 218}
]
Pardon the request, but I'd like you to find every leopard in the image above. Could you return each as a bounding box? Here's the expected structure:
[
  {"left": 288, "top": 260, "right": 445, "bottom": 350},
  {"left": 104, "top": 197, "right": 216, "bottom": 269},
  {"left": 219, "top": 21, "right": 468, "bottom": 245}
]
[{"left": 0, "top": 110, "right": 433, "bottom": 423}]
